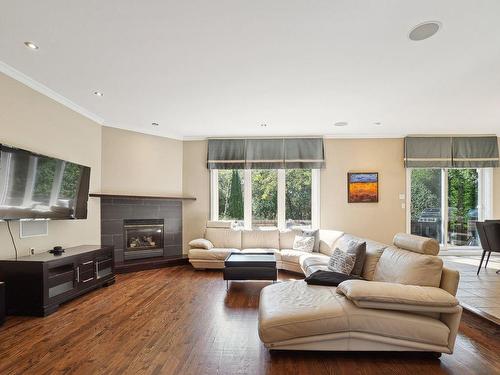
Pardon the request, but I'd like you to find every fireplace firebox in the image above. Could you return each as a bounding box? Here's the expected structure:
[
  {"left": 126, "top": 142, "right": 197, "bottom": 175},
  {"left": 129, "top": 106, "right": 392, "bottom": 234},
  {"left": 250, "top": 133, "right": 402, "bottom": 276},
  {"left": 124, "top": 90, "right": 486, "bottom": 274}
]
[{"left": 123, "top": 219, "right": 164, "bottom": 260}]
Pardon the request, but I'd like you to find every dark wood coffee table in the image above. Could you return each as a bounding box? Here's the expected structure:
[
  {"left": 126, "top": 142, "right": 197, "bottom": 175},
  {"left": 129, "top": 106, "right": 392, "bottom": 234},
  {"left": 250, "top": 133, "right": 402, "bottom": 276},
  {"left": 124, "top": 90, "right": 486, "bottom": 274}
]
[{"left": 224, "top": 253, "right": 277, "bottom": 290}]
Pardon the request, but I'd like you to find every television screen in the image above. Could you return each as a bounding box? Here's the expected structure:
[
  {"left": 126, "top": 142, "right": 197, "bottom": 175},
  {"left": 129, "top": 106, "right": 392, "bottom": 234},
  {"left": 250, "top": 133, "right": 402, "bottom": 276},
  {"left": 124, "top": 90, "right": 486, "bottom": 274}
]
[{"left": 0, "top": 144, "right": 91, "bottom": 220}]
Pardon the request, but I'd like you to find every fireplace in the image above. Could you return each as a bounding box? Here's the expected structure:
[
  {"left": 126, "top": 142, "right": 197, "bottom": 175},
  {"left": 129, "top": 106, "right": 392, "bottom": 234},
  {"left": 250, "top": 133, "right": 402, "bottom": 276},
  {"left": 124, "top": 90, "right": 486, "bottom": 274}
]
[{"left": 123, "top": 219, "right": 164, "bottom": 260}]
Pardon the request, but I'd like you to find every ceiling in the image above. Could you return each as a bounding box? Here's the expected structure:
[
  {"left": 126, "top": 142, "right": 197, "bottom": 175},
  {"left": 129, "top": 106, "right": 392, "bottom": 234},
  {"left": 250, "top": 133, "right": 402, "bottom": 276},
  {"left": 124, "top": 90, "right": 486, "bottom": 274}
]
[{"left": 1, "top": 1, "right": 500, "bottom": 140}]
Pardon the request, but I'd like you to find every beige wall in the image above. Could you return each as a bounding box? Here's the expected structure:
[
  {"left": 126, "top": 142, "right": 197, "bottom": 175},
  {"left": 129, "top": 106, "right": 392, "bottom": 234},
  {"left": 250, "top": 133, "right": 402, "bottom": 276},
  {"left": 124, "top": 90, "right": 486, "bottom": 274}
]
[
  {"left": 101, "top": 126, "right": 183, "bottom": 196},
  {"left": 320, "top": 138, "right": 406, "bottom": 244},
  {"left": 182, "top": 141, "right": 210, "bottom": 252},
  {"left": 181, "top": 138, "right": 407, "bottom": 251},
  {"left": 0, "top": 73, "right": 102, "bottom": 259},
  {"left": 2, "top": 69, "right": 498, "bottom": 257}
]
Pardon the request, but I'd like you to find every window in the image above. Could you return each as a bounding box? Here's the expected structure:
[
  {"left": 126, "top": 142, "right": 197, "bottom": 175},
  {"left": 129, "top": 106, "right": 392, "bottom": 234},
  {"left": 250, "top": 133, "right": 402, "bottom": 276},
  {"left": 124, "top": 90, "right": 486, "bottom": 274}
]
[
  {"left": 252, "top": 170, "right": 278, "bottom": 228},
  {"left": 408, "top": 168, "right": 492, "bottom": 248},
  {"left": 213, "top": 169, "right": 244, "bottom": 227},
  {"left": 211, "top": 169, "right": 319, "bottom": 229},
  {"left": 285, "top": 169, "right": 312, "bottom": 228}
]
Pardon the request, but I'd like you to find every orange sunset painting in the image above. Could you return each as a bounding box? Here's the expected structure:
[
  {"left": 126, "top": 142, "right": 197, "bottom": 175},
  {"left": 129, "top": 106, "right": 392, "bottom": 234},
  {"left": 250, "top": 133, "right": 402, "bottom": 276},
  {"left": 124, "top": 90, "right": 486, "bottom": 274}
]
[{"left": 348, "top": 172, "right": 378, "bottom": 203}]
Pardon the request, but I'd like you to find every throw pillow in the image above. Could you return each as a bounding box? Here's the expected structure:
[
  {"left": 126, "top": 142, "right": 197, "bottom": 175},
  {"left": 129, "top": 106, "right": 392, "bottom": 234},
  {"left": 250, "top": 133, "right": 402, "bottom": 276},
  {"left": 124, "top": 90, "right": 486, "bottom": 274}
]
[
  {"left": 346, "top": 240, "right": 366, "bottom": 276},
  {"left": 188, "top": 238, "right": 214, "bottom": 250},
  {"left": 293, "top": 228, "right": 320, "bottom": 252},
  {"left": 292, "top": 235, "right": 315, "bottom": 253},
  {"left": 305, "top": 270, "right": 364, "bottom": 286},
  {"left": 328, "top": 248, "right": 356, "bottom": 274}
]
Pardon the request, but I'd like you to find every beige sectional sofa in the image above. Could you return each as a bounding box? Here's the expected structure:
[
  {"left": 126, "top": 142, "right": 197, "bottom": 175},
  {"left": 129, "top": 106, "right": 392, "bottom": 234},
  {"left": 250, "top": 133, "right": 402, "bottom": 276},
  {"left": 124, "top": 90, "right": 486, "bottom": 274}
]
[{"left": 188, "top": 223, "right": 462, "bottom": 355}]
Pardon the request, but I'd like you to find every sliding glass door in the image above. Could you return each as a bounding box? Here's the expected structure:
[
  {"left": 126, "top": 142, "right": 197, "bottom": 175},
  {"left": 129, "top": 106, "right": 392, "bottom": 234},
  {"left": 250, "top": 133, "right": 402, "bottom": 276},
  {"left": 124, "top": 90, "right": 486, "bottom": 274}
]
[{"left": 409, "top": 168, "right": 489, "bottom": 248}]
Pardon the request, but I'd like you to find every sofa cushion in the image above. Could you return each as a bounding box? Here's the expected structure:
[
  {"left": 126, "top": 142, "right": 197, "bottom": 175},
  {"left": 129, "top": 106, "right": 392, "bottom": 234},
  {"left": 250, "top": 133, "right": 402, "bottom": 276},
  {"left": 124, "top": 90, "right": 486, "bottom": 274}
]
[
  {"left": 280, "top": 249, "right": 312, "bottom": 264},
  {"left": 188, "top": 238, "right": 214, "bottom": 250},
  {"left": 335, "top": 234, "right": 387, "bottom": 280},
  {"left": 258, "top": 280, "right": 450, "bottom": 346},
  {"left": 241, "top": 248, "right": 282, "bottom": 261},
  {"left": 393, "top": 233, "right": 440, "bottom": 256},
  {"left": 361, "top": 243, "right": 387, "bottom": 280},
  {"left": 242, "top": 230, "right": 280, "bottom": 249},
  {"left": 337, "top": 280, "right": 459, "bottom": 310},
  {"left": 373, "top": 246, "right": 443, "bottom": 287},
  {"left": 318, "top": 230, "right": 344, "bottom": 256},
  {"left": 205, "top": 228, "right": 242, "bottom": 249},
  {"left": 188, "top": 248, "right": 240, "bottom": 261},
  {"left": 279, "top": 229, "right": 297, "bottom": 250},
  {"left": 300, "top": 254, "right": 330, "bottom": 276}
]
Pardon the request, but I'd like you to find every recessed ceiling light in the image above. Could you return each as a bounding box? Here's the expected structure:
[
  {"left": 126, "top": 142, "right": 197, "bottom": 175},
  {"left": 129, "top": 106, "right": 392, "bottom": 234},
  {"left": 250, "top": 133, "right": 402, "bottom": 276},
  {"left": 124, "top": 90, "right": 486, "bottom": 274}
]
[
  {"left": 260, "top": 123, "right": 268, "bottom": 127},
  {"left": 24, "top": 41, "right": 39, "bottom": 50},
  {"left": 152, "top": 122, "right": 159, "bottom": 127},
  {"left": 93, "top": 91, "right": 104, "bottom": 97},
  {"left": 409, "top": 21, "right": 441, "bottom": 41},
  {"left": 374, "top": 122, "right": 382, "bottom": 126},
  {"left": 334, "top": 121, "right": 348, "bottom": 127}
]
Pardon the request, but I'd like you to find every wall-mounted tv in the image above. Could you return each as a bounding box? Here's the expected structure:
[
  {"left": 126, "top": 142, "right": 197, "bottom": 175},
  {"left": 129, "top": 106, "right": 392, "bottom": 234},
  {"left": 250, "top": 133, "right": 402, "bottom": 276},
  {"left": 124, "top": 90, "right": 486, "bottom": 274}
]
[{"left": 0, "top": 144, "right": 91, "bottom": 220}]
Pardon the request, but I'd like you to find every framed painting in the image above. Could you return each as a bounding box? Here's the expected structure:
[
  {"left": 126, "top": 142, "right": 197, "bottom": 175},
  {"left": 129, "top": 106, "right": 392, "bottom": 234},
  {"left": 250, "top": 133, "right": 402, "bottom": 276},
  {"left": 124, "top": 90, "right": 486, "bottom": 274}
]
[{"left": 348, "top": 172, "right": 379, "bottom": 203}]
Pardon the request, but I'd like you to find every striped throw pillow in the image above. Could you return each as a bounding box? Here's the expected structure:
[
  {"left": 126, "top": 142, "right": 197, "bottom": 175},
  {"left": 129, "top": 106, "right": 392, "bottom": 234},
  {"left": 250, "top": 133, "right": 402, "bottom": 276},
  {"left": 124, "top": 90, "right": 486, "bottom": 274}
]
[{"left": 328, "top": 248, "right": 357, "bottom": 275}]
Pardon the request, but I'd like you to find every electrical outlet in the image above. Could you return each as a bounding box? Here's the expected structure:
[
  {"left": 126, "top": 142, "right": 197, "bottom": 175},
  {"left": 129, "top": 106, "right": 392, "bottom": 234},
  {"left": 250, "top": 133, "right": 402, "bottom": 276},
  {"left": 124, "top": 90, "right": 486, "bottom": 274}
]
[
  {"left": 399, "top": 193, "right": 405, "bottom": 200},
  {"left": 30, "top": 247, "right": 35, "bottom": 255},
  {"left": 401, "top": 203, "right": 406, "bottom": 209}
]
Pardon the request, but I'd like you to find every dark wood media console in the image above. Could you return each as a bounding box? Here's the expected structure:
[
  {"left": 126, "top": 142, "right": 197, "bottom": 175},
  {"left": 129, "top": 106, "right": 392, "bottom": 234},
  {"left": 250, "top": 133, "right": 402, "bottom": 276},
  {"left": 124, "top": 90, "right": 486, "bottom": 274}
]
[{"left": 0, "top": 245, "right": 115, "bottom": 317}]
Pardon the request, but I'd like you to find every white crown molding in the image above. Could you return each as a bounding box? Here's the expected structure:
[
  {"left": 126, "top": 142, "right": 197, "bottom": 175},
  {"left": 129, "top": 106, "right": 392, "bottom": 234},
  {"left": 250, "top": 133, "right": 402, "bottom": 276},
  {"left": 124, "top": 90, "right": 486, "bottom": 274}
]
[
  {"left": 0, "top": 60, "right": 105, "bottom": 125},
  {"left": 323, "top": 133, "right": 404, "bottom": 139},
  {"left": 183, "top": 133, "right": 406, "bottom": 141},
  {"left": 102, "top": 123, "right": 185, "bottom": 141}
]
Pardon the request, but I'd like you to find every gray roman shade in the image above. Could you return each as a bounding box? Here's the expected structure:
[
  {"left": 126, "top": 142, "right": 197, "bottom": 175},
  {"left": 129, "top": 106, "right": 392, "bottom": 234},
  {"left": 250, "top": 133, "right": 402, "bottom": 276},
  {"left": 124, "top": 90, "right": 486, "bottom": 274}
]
[
  {"left": 452, "top": 136, "right": 499, "bottom": 168},
  {"left": 284, "top": 138, "right": 325, "bottom": 169},
  {"left": 207, "top": 138, "right": 325, "bottom": 169},
  {"left": 207, "top": 139, "right": 245, "bottom": 169},
  {"left": 404, "top": 137, "right": 453, "bottom": 168},
  {"left": 245, "top": 139, "right": 285, "bottom": 169},
  {"left": 405, "top": 136, "right": 499, "bottom": 168}
]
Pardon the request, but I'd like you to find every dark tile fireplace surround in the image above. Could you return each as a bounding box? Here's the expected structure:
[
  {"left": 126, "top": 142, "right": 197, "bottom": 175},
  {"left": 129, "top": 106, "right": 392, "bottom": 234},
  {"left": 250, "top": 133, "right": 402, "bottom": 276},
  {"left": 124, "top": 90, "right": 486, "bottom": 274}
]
[{"left": 100, "top": 197, "right": 183, "bottom": 270}]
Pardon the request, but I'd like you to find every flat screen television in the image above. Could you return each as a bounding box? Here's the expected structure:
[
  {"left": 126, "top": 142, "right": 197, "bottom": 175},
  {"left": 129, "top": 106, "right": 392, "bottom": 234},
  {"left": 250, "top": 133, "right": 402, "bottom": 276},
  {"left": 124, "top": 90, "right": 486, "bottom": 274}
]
[{"left": 0, "top": 144, "right": 91, "bottom": 220}]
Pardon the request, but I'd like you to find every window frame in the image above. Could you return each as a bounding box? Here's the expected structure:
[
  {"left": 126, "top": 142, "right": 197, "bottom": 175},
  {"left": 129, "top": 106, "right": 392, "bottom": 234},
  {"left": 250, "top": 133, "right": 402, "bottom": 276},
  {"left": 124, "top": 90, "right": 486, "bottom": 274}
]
[
  {"left": 210, "top": 168, "right": 321, "bottom": 230},
  {"left": 406, "top": 167, "right": 493, "bottom": 251}
]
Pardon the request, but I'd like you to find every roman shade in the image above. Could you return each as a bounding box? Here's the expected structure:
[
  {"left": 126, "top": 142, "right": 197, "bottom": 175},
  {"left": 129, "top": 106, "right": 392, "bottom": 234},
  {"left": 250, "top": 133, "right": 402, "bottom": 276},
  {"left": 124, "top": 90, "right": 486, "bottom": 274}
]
[
  {"left": 452, "top": 136, "right": 499, "bottom": 168},
  {"left": 404, "top": 137, "right": 453, "bottom": 168},
  {"left": 404, "top": 136, "right": 499, "bottom": 168},
  {"left": 245, "top": 139, "right": 285, "bottom": 169},
  {"left": 207, "top": 138, "right": 325, "bottom": 169},
  {"left": 207, "top": 139, "right": 245, "bottom": 169},
  {"left": 284, "top": 138, "right": 325, "bottom": 169}
]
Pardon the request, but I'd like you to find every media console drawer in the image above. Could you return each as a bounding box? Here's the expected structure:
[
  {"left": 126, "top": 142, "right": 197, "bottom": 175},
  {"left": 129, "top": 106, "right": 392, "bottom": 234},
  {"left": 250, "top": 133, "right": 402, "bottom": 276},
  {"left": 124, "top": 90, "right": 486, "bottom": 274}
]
[{"left": 0, "top": 245, "right": 115, "bottom": 317}]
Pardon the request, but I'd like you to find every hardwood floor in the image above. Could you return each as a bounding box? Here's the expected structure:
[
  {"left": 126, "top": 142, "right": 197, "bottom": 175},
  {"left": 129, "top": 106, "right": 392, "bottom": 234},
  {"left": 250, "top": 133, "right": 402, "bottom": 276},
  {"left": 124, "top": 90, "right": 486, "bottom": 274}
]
[{"left": 0, "top": 266, "right": 499, "bottom": 375}]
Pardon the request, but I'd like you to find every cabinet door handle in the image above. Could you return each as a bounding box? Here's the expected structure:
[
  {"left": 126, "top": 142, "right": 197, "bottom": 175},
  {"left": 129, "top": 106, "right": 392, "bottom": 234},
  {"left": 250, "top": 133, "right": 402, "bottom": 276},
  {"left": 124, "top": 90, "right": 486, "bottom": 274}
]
[
  {"left": 95, "top": 262, "right": 99, "bottom": 278},
  {"left": 82, "top": 277, "right": 94, "bottom": 283},
  {"left": 76, "top": 266, "right": 80, "bottom": 282},
  {"left": 82, "top": 260, "right": 93, "bottom": 265}
]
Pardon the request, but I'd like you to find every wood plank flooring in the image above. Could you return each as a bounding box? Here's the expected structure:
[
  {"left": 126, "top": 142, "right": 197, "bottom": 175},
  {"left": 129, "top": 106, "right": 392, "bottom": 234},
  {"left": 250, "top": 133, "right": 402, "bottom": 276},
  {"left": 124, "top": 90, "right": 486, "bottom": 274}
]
[{"left": 0, "top": 266, "right": 499, "bottom": 375}]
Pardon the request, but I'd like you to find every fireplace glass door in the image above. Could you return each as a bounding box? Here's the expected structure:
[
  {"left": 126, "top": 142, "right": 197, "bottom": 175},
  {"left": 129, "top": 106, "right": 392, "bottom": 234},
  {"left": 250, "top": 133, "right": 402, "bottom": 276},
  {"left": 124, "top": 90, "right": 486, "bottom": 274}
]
[{"left": 123, "top": 219, "right": 164, "bottom": 260}]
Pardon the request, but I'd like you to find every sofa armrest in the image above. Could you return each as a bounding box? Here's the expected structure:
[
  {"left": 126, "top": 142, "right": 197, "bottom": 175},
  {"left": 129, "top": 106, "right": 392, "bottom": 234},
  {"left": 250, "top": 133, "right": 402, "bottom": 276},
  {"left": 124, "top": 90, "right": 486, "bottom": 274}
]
[
  {"left": 188, "top": 238, "right": 214, "bottom": 250},
  {"left": 336, "top": 280, "right": 459, "bottom": 313}
]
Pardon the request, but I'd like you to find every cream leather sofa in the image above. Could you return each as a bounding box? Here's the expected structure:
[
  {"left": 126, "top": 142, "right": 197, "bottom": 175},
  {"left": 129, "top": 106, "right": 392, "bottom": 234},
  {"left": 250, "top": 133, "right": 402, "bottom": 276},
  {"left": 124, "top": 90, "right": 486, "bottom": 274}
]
[
  {"left": 188, "top": 223, "right": 364, "bottom": 275},
  {"left": 189, "top": 223, "right": 462, "bottom": 355}
]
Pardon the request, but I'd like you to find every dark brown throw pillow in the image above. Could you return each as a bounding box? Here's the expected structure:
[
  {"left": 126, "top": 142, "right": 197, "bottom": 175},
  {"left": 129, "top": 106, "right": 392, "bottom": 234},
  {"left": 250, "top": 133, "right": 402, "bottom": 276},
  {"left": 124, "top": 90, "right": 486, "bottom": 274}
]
[
  {"left": 305, "top": 270, "right": 364, "bottom": 286},
  {"left": 347, "top": 240, "right": 366, "bottom": 276}
]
